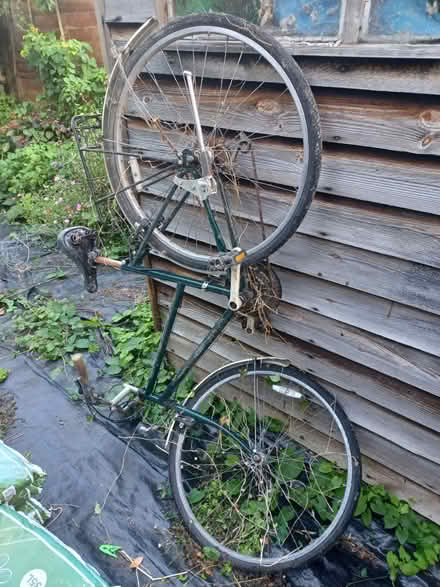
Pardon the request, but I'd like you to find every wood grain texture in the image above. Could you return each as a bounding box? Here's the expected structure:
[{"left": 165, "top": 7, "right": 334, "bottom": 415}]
[
  {"left": 159, "top": 291, "right": 440, "bottom": 436},
  {"left": 140, "top": 185, "right": 440, "bottom": 317},
  {"left": 128, "top": 79, "right": 440, "bottom": 156},
  {"left": 164, "top": 309, "right": 440, "bottom": 467},
  {"left": 129, "top": 123, "right": 440, "bottom": 214},
  {"left": 169, "top": 350, "right": 440, "bottom": 523},
  {"left": 105, "top": 0, "right": 155, "bottom": 22},
  {"left": 140, "top": 189, "right": 440, "bottom": 270},
  {"left": 155, "top": 270, "right": 440, "bottom": 397},
  {"left": 111, "top": 25, "right": 440, "bottom": 59},
  {"left": 111, "top": 39, "right": 440, "bottom": 94}
]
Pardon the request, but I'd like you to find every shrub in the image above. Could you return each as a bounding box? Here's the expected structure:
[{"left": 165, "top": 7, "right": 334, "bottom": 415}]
[{"left": 21, "top": 26, "right": 107, "bottom": 124}]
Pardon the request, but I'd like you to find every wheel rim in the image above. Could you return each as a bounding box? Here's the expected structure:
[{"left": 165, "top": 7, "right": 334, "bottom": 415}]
[
  {"left": 172, "top": 368, "right": 356, "bottom": 568},
  {"left": 104, "top": 18, "right": 316, "bottom": 268}
]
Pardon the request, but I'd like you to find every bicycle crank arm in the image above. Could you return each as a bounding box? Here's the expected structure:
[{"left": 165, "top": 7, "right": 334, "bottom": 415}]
[{"left": 228, "top": 247, "right": 247, "bottom": 311}]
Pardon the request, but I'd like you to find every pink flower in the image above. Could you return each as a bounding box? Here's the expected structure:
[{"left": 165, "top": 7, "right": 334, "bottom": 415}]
[{"left": 76, "top": 203, "right": 81, "bottom": 211}]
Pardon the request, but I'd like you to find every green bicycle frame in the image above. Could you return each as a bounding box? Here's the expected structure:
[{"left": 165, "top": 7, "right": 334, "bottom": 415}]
[{"left": 120, "top": 262, "right": 252, "bottom": 455}]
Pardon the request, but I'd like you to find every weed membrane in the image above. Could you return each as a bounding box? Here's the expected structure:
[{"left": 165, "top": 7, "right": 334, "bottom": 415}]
[{"left": 0, "top": 222, "right": 438, "bottom": 587}]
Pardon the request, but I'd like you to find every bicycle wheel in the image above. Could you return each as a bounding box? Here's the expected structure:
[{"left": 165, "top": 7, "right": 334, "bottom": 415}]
[
  {"left": 169, "top": 359, "right": 360, "bottom": 572},
  {"left": 103, "top": 13, "right": 321, "bottom": 272}
]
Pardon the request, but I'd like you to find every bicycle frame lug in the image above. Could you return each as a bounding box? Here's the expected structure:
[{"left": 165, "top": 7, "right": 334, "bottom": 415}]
[{"left": 173, "top": 174, "right": 217, "bottom": 202}]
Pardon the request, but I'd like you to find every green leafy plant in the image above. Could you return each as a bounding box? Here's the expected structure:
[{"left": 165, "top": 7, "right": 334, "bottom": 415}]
[
  {"left": 0, "top": 141, "right": 61, "bottom": 213},
  {"left": 21, "top": 26, "right": 107, "bottom": 124},
  {"left": 14, "top": 297, "right": 102, "bottom": 361},
  {"left": 0, "top": 368, "right": 9, "bottom": 383},
  {"left": 0, "top": 91, "right": 18, "bottom": 127},
  {"left": 354, "top": 484, "right": 440, "bottom": 583}
]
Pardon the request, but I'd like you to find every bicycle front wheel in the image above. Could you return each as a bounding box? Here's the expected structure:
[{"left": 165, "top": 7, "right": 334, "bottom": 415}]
[
  {"left": 169, "top": 360, "right": 360, "bottom": 572},
  {"left": 103, "top": 13, "right": 321, "bottom": 272}
]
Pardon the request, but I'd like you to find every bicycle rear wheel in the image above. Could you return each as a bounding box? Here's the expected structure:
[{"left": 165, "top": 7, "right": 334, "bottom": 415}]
[
  {"left": 168, "top": 359, "right": 360, "bottom": 572},
  {"left": 103, "top": 13, "right": 321, "bottom": 272}
]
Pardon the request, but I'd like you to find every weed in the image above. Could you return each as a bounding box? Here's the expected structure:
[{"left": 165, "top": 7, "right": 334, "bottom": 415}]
[{"left": 14, "top": 297, "right": 102, "bottom": 361}]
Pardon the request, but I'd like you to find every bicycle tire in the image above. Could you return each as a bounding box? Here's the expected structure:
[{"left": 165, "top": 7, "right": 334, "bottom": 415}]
[
  {"left": 168, "top": 359, "right": 360, "bottom": 572},
  {"left": 103, "top": 13, "right": 321, "bottom": 272}
]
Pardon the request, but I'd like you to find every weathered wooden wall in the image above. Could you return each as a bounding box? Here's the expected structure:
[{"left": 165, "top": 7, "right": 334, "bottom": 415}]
[
  {"left": 102, "top": 1, "right": 440, "bottom": 523},
  {"left": 6, "top": 0, "right": 103, "bottom": 101}
]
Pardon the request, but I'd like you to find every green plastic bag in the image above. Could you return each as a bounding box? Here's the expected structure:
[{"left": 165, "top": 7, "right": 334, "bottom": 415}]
[
  {"left": 0, "top": 506, "right": 116, "bottom": 586},
  {"left": 0, "top": 441, "right": 49, "bottom": 522}
]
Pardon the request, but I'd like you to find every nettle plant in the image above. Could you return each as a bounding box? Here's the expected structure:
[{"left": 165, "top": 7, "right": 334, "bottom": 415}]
[{"left": 21, "top": 26, "right": 107, "bottom": 124}]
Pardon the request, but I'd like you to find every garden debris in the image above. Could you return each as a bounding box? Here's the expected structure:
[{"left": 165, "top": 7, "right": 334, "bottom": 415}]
[{"left": 0, "top": 391, "right": 15, "bottom": 439}]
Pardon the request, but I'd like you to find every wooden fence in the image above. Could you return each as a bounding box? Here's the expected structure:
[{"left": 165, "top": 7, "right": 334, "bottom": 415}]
[
  {"left": 99, "top": 0, "right": 440, "bottom": 523},
  {"left": 4, "top": 0, "right": 103, "bottom": 100}
]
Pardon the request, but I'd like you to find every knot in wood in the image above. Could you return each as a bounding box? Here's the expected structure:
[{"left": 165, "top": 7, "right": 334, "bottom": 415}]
[{"left": 256, "top": 98, "right": 281, "bottom": 114}]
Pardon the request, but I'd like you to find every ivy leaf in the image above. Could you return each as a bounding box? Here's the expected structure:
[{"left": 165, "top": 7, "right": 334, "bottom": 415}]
[
  {"left": 187, "top": 488, "right": 204, "bottom": 504},
  {"left": 386, "top": 551, "right": 399, "bottom": 567},
  {"left": 370, "top": 499, "right": 386, "bottom": 516},
  {"left": 400, "top": 561, "right": 420, "bottom": 576},
  {"left": 354, "top": 492, "right": 368, "bottom": 516},
  {"left": 361, "top": 508, "right": 372, "bottom": 528},
  {"left": 203, "top": 547, "right": 220, "bottom": 561},
  {"left": 318, "top": 461, "right": 333, "bottom": 474},
  {"left": 279, "top": 505, "right": 296, "bottom": 523},
  {"left": 384, "top": 510, "right": 400, "bottom": 529},
  {"left": 400, "top": 502, "right": 409, "bottom": 514},
  {"left": 395, "top": 525, "right": 409, "bottom": 545}
]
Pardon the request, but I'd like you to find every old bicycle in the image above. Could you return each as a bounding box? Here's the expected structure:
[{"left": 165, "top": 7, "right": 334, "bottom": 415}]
[{"left": 58, "top": 12, "right": 361, "bottom": 574}]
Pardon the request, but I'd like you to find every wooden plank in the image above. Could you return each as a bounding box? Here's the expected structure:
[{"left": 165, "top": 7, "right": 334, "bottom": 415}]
[
  {"left": 130, "top": 123, "right": 440, "bottom": 215},
  {"left": 165, "top": 316, "right": 440, "bottom": 468},
  {"left": 110, "top": 26, "right": 440, "bottom": 59},
  {"left": 275, "top": 269, "right": 440, "bottom": 359},
  {"left": 111, "top": 39, "right": 440, "bottom": 94},
  {"left": 162, "top": 293, "right": 440, "bottom": 434},
  {"left": 159, "top": 273, "right": 440, "bottom": 397},
  {"left": 339, "top": 0, "right": 362, "bottom": 43},
  {"left": 149, "top": 246, "right": 440, "bottom": 360},
  {"left": 127, "top": 80, "right": 440, "bottom": 156},
  {"left": 139, "top": 190, "right": 440, "bottom": 273},
  {"left": 298, "top": 196, "right": 440, "bottom": 270},
  {"left": 139, "top": 185, "right": 440, "bottom": 317},
  {"left": 104, "top": 0, "right": 155, "bottom": 22},
  {"left": 169, "top": 351, "right": 440, "bottom": 523}
]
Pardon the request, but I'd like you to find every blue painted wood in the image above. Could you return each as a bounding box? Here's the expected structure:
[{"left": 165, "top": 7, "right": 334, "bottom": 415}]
[
  {"left": 368, "top": 0, "right": 440, "bottom": 39},
  {"left": 273, "top": 0, "right": 342, "bottom": 36}
]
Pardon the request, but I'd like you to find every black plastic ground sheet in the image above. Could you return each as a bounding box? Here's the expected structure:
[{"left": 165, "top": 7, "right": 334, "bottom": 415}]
[{"left": 1, "top": 221, "right": 439, "bottom": 587}]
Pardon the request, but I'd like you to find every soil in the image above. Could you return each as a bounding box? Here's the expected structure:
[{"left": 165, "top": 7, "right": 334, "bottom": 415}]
[{"left": 0, "top": 391, "right": 16, "bottom": 439}]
